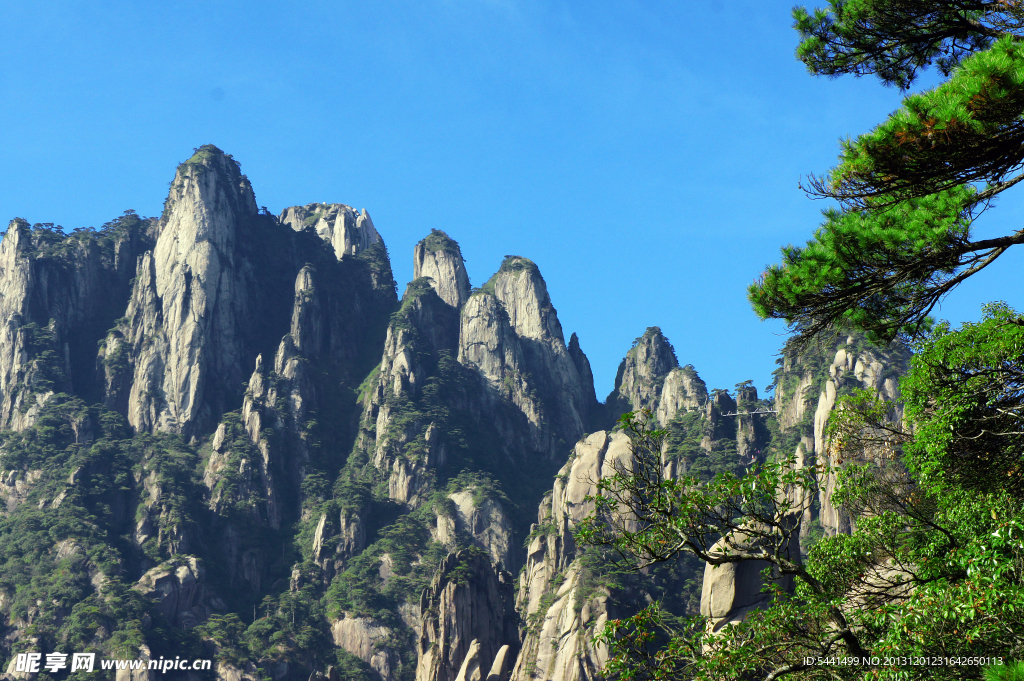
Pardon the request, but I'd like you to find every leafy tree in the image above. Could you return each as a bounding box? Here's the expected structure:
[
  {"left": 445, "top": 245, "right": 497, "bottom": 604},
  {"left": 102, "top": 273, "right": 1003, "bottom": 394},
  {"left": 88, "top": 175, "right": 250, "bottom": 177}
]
[
  {"left": 749, "top": 0, "right": 1024, "bottom": 345},
  {"left": 580, "top": 407, "right": 1024, "bottom": 680},
  {"left": 584, "top": 5, "right": 1024, "bottom": 676}
]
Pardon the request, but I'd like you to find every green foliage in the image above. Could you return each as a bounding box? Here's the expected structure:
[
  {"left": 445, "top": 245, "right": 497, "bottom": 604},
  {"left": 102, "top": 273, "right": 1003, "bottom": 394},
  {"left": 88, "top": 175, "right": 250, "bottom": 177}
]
[
  {"left": 197, "top": 585, "right": 334, "bottom": 671},
  {"left": 389, "top": 278, "right": 441, "bottom": 331},
  {"left": 0, "top": 399, "right": 202, "bottom": 667},
  {"left": 749, "top": 186, "right": 978, "bottom": 342},
  {"left": 444, "top": 469, "right": 511, "bottom": 508},
  {"left": 661, "top": 410, "right": 706, "bottom": 469},
  {"left": 14, "top": 321, "right": 68, "bottom": 397},
  {"left": 356, "top": 241, "right": 398, "bottom": 301},
  {"left": 497, "top": 255, "right": 539, "bottom": 278},
  {"left": 420, "top": 229, "right": 460, "bottom": 254},
  {"left": 793, "top": 0, "right": 1002, "bottom": 90},
  {"left": 179, "top": 144, "right": 238, "bottom": 176},
  {"left": 901, "top": 302, "right": 1024, "bottom": 495},
  {"left": 325, "top": 511, "right": 445, "bottom": 623},
  {"left": 754, "top": 4, "right": 1024, "bottom": 346},
  {"left": 334, "top": 649, "right": 376, "bottom": 681},
  {"left": 829, "top": 34, "right": 1024, "bottom": 198},
  {"left": 984, "top": 660, "right": 1024, "bottom": 681},
  {"left": 583, "top": 333, "right": 1024, "bottom": 679},
  {"left": 303, "top": 210, "right": 323, "bottom": 227},
  {"left": 356, "top": 364, "right": 381, "bottom": 404},
  {"left": 472, "top": 255, "right": 539, "bottom": 297},
  {"left": 194, "top": 613, "right": 248, "bottom": 667}
]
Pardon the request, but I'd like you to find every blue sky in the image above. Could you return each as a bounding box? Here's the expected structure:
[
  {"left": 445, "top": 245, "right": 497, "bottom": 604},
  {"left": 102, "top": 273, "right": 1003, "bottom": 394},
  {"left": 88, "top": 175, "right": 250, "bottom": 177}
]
[{"left": 3, "top": 0, "right": 1023, "bottom": 398}]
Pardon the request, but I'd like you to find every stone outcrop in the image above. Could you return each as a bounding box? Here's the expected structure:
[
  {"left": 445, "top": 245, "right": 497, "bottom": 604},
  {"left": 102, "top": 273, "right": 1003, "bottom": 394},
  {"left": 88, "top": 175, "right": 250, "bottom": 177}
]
[
  {"left": 106, "top": 149, "right": 398, "bottom": 442},
  {"left": 602, "top": 327, "right": 712, "bottom": 429},
  {"left": 331, "top": 616, "right": 399, "bottom": 681},
  {"left": 457, "top": 292, "right": 537, "bottom": 444},
  {"left": 699, "top": 522, "right": 799, "bottom": 633},
  {"left": 734, "top": 384, "right": 765, "bottom": 465},
  {"left": 311, "top": 505, "right": 367, "bottom": 576},
  {"left": 110, "top": 146, "right": 261, "bottom": 438},
  {"left": 511, "top": 431, "right": 633, "bottom": 681},
  {"left": 0, "top": 214, "right": 152, "bottom": 431},
  {"left": 694, "top": 338, "right": 907, "bottom": 640},
  {"left": 459, "top": 257, "right": 589, "bottom": 458},
  {"left": 566, "top": 333, "right": 600, "bottom": 430},
  {"left": 361, "top": 278, "right": 461, "bottom": 506},
  {"left": 605, "top": 327, "right": 678, "bottom": 421},
  {"left": 414, "top": 231, "right": 471, "bottom": 309},
  {"left": 771, "top": 336, "right": 907, "bottom": 538},
  {"left": 0, "top": 469, "right": 43, "bottom": 515},
  {"left": 655, "top": 364, "right": 709, "bottom": 425},
  {"left": 812, "top": 340, "right": 905, "bottom": 536},
  {"left": 279, "top": 202, "right": 382, "bottom": 259},
  {"left": 416, "top": 550, "right": 517, "bottom": 681},
  {"left": 133, "top": 556, "right": 213, "bottom": 629},
  {"left": 445, "top": 489, "right": 514, "bottom": 571}
]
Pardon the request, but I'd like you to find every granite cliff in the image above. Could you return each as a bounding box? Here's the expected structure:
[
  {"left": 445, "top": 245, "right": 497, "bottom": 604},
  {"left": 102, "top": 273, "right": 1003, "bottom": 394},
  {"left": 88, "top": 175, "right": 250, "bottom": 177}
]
[{"left": 0, "top": 145, "right": 906, "bottom": 681}]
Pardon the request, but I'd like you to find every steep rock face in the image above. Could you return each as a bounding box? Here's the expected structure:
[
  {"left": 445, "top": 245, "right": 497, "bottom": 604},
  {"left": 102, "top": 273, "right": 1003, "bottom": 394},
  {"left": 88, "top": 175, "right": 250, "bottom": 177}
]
[
  {"left": 0, "top": 469, "right": 43, "bottom": 514},
  {"left": 600, "top": 328, "right": 710, "bottom": 429},
  {"left": 699, "top": 390, "right": 738, "bottom": 452},
  {"left": 414, "top": 231, "right": 471, "bottom": 309},
  {"left": 606, "top": 327, "right": 678, "bottom": 422},
  {"left": 361, "top": 279, "right": 461, "bottom": 506},
  {"left": 228, "top": 266, "right": 328, "bottom": 529},
  {"left": 771, "top": 336, "right": 907, "bottom": 539},
  {"left": 774, "top": 359, "right": 816, "bottom": 432},
  {"left": 0, "top": 146, "right": 413, "bottom": 681},
  {"left": 205, "top": 254, "right": 393, "bottom": 587},
  {"left": 331, "top": 616, "right": 399, "bottom": 681},
  {"left": 734, "top": 384, "right": 765, "bottom": 465},
  {"left": 511, "top": 431, "right": 632, "bottom": 681},
  {"left": 699, "top": 523, "right": 799, "bottom": 633},
  {"left": 812, "top": 341, "right": 904, "bottom": 536},
  {"left": 416, "top": 550, "right": 518, "bottom": 681},
  {"left": 695, "top": 340, "right": 906, "bottom": 634},
  {"left": 567, "top": 333, "right": 600, "bottom": 431},
  {"left": 134, "top": 457, "right": 198, "bottom": 564},
  {"left": 112, "top": 147, "right": 262, "bottom": 438},
  {"left": 445, "top": 490, "right": 514, "bottom": 571},
  {"left": 655, "top": 365, "right": 708, "bottom": 426},
  {"left": 133, "top": 556, "right": 215, "bottom": 629},
  {"left": 457, "top": 293, "right": 538, "bottom": 450},
  {"left": 279, "top": 202, "right": 381, "bottom": 259},
  {"left": 0, "top": 216, "right": 151, "bottom": 431},
  {"left": 459, "top": 257, "right": 588, "bottom": 459},
  {"left": 311, "top": 505, "right": 367, "bottom": 575}
]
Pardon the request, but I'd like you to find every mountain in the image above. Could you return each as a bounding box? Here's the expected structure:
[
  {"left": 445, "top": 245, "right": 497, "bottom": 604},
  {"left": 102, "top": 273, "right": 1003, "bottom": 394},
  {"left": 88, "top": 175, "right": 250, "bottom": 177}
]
[{"left": 0, "top": 146, "right": 904, "bottom": 681}]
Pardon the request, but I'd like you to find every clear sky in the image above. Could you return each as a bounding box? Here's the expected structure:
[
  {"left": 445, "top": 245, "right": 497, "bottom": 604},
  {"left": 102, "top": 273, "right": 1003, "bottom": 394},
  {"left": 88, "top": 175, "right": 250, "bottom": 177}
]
[{"left": 3, "top": 0, "right": 1023, "bottom": 399}]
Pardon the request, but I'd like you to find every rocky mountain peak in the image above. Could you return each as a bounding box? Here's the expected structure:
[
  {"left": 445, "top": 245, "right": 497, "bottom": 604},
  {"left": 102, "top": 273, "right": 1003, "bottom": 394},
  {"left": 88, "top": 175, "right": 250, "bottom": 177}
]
[
  {"left": 0, "top": 214, "right": 152, "bottom": 431},
  {"left": 413, "top": 230, "right": 471, "bottom": 309},
  {"left": 278, "top": 202, "right": 381, "bottom": 259},
  {"left": 0, "top": 219, "right": 31, "bottom": 257},
  {"left": 116, "top": 147, "right": 271, "bottom": 437},
  {"left": 290, "top": 265, "right": 322, "bottom": 358},
  {"left": 607, "top": 326, "right": 679, "bottom": 418},
  {"left": 459, "top": 256, "right": 589, "bottom": 457},
  {"left": 656, "top": 363, "right": 709, "bottom": 425},
  {"left": 162, "top": 145, "right": 257, "bottom": 226},
  {"left": 485, "top": 257, "right": 562, "bottom": 342},
  {"left": 567, "top": 333, "right": 599, "bottom": 428}
]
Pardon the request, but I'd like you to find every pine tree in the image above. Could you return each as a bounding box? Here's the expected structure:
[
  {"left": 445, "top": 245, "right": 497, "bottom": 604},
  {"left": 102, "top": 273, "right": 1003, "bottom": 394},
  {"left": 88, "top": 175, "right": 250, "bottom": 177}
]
[
  {"left": 749, "top": 0, "right": 1024, "bottom": 344},
  {"left": 579, "top": 4, "right": 1024, "bottom": 679}
]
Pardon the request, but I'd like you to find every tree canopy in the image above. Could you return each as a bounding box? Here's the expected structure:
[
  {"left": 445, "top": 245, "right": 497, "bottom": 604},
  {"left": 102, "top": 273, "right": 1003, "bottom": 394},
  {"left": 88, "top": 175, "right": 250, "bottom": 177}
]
[
  {"left": 750, "top": 0, "right": 1024, "bottom": 345},
  {"left": 577, "top": 2, "right": 1024, "bottom": 679}
]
